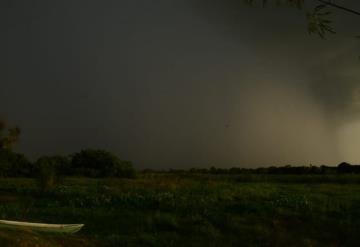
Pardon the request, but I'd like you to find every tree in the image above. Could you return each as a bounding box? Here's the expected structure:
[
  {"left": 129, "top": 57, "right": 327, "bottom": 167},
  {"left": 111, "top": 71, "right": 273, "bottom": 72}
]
[
  {"left": 0, "top": 119, "right": 27, "bottom": 177},
  {"left": 0, "top": 119, "right": 21, "bottom": 151},
  {"left": 70, "top": 149, "right": 136, "bottom": 178},
  {"left": 244, "top": 0, "right": 360, "bottom": 38},
  {"left": 0, "top": 150, "right": 32, "bottom": 177}
]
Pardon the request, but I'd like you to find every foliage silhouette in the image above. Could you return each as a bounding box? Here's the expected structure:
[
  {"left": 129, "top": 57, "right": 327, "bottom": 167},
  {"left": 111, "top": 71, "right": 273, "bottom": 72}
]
[
  {"left": 0, "top": 150, "right": 32, "bottom": 177},
  {"left": 70, "top": 149, "right": 136, "bottom": 178},
  {"left": 244, "top": 0, "right": 360, "bottom": 38},
  {"left": 0, "top": 119, "right": 20, "bottom": 151},
  {"left": 34, "top": 156, "right": 69, "bottom": 192}
]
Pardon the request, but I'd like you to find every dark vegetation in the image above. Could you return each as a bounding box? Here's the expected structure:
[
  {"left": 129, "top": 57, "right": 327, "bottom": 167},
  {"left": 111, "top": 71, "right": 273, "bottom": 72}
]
[
  {"left": 245, "top": 0, "right": 360, "bottom": 39},
  {"left": 0, "top": 119, "right": 135, "bottom": 181},
  {"left": 1, "top": 146, "right": 359, "bottom": 180},
  {"left": 1, "top": 120, "right": 360, "bottom": 246},
  {"left": 1, "top": 175, "right": 360, "bottom": 246},
  {"left": 153, "top": 162, "right": 360, "bottom": 176},
  {"left": 71, "top": 149, "right": 135, "bottom": 178},
  {"left": 0, "top": 149, "right": 136, "bottom": 180}
]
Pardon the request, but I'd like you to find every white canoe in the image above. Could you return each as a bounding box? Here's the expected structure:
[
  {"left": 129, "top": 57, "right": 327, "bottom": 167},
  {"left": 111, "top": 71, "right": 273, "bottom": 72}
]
[{"left": 0, "top": 220, "right": 84, "bottom": 234}]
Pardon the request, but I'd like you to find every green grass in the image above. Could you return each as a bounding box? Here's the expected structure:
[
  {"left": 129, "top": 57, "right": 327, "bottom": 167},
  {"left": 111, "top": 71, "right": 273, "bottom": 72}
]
[{"left": 0, "top": 175, "right": 359, "bottom": 246}]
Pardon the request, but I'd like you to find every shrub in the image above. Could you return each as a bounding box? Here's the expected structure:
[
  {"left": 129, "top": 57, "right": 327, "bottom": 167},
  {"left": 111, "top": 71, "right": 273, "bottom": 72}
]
[
  {"left": 114, "top": 160, "right": 136, "bottom": 178},
  {"left": 70, "top": 149, "right": 136, "bottom": 178},
  {"left": 34, "top": 156, "right": 69, "bottom": 192},
  {"left": 0, "top": 150, "right": 32, "bottom": 177}
]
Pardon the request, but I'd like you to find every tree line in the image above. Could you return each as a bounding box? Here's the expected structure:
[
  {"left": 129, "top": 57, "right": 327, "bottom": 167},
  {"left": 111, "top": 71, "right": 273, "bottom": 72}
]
[
  {"left": 0, "top": 119, "right": 135, "bottom": 178},
  {"left": 158, "top": 162, "right": 360, "bottom": 175},
  {"left": 0, "top": 149, "right": 136, "bottom": 178},
  {"left": 2, "top": 119, "right": 359, "bottom": 178}
]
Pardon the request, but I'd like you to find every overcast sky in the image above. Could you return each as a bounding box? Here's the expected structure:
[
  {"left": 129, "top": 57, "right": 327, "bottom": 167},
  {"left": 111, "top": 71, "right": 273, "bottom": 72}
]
[{"left": 1, "top": 0, "right": 360, "bottom": 168}]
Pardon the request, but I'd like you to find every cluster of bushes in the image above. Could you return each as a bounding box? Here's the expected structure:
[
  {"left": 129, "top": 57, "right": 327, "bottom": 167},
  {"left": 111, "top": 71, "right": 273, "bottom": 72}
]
[
  {"left": 0, "top": 149, "right": 136, "bottom": 179},
  {"left": 0, "top": 150, "right": 33, "bottom": 177},
  {"left": 71, "top": 149, "right": 135, "bottom": 178}
]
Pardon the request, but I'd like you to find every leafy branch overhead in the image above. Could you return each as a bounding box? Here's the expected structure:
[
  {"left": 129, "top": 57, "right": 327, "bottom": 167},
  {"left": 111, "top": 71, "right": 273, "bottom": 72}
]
[
  {"left": 244, "top": 0, "right": 360, "bottom": 38},
  {"left": 307, "top": 4, "right": 335, "bottom": 38}
]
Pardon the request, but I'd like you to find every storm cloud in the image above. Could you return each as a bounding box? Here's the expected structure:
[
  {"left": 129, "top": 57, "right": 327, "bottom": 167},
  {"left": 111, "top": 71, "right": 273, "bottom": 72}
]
[{"left": 1, "top": 0, "right": 359, "bottom": 168}]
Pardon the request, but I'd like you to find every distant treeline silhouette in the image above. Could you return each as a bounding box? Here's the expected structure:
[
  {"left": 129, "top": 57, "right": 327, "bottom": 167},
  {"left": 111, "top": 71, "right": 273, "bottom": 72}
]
[
  {"left": 0, "top": 149, "right": 136, "bottom": 178},
  {"left": 0, "top": 119, "right": 135, "bottom": 178},
  {"left": 2, "top": 119, "right": 359, "bottom": 178},
  {"left": 146, "top": 162, "right": 360, "bottom": 175},
  {"left": 2, "top": 147, "right": 359, "bottom": 178}
]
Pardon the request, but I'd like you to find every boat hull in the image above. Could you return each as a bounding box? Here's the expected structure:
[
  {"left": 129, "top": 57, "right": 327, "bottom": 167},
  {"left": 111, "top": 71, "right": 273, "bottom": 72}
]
[{"left": 0, "top": 220, "right": 84, "bottom": 234}]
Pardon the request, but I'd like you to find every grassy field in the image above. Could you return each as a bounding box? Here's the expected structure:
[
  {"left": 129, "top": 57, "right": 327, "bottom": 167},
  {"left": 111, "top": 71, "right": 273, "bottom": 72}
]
[{"left": 0, "top": 174, "right": 359, "bottom": 246}]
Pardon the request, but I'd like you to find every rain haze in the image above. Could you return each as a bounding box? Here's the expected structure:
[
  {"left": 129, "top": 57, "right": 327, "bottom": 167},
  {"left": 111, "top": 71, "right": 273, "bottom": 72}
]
[{"left": 1, "top": 0, "right": 360, "bottom": 169}]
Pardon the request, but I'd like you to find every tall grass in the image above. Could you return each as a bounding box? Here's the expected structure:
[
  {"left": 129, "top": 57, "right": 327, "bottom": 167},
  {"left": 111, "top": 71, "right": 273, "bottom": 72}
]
[{"left": 0, "top": 175, "right": 360, "bottom": 246}]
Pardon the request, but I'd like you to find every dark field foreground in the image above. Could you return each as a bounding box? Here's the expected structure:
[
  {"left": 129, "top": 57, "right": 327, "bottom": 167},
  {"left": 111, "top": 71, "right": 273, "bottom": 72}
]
[{"left": 0, "top": 174, "right": 360, "bottom": 246}]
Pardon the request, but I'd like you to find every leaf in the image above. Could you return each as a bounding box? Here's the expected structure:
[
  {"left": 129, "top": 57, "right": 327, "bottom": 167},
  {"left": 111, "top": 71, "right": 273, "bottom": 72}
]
[{"left": 306, "top": 5, "right": 335, "bottom": 39}]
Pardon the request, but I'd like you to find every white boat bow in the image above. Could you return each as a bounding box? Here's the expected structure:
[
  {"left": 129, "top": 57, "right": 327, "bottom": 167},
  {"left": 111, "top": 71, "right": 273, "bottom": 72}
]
[{"left": 0, "top": 220, "right": 84, "bottom": 234}]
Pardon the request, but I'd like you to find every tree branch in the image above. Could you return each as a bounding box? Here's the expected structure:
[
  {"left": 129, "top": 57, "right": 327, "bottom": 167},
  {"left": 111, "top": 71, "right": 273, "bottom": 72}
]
[{"left": 317, "top": 0, "right": 360, "bottom": 16}]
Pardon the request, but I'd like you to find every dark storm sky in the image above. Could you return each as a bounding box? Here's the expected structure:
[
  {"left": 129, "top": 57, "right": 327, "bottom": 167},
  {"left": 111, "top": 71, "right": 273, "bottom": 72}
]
[{"left": 1, "top": 0, "right": 360, "bottom": 168}]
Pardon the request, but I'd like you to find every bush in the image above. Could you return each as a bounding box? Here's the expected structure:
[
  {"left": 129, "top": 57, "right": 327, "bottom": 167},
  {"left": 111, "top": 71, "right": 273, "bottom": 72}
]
[
  {"left": 114, "top": 160, "right": 136, "bottom": 178},
  {"left": 70, "top": 149, "right": 136, "bottom": 178},
  {"left": 34, "top": 156, "right": 69, "bottom": 192},
  {"left": 0, "top": 150, "right": 33, "bottom": 177}
]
